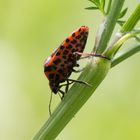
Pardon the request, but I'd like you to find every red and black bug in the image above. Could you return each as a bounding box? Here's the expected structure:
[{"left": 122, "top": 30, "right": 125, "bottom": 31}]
[
  {"left": 44, "top": 26, "right": 89, "bottom": 99},
  {"left": 44, "top": 26, "right": 110, "bottom": 115}
]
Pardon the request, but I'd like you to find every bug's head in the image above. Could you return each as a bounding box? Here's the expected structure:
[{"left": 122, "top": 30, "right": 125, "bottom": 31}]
[{"left": 49, "top": 81, "right": 59, "bottom": 94}]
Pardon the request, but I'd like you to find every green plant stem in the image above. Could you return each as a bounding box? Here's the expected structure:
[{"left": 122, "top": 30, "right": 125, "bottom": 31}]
[
  {"left": 33, "top": 58, "right": 111, "bottom": 140},
  {"left": 121, "top": 3, "right": 140, "bottom": 32},
  {"left": 104, "top": 29, "right": 140, "bottom": 59},
  {"left": 111, "top": 44, "right": 140, "bottom": 67},
  {"left": 106, "top": 0, "right": 112, "bottom": 14},
  {"left": 95, "top": 0, "right": 125, "bottom": 54}
]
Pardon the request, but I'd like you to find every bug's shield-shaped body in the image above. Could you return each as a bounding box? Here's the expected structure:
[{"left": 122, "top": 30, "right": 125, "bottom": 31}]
[{"left": 44, "top": 26, "right": 89, "bottom": 94}]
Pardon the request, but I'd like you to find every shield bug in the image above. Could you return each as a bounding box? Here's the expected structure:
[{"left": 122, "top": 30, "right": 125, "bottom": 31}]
[
  {"left": 44, "top": 26, "right": 89, "bottom": 97},
  {"left": 44, "top": 26, "right": 91, "bottom": 114}
]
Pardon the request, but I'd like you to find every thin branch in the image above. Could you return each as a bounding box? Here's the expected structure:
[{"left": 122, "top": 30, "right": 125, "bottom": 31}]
[
  {"left": 104, "top": 29, "right": 140, "bottom": 59},
  {"left": 111, "top": 44, "right": 140, "bottom": 67}
]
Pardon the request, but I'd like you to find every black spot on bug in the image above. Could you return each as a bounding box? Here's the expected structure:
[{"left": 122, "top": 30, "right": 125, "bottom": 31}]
[
  {"left": 85, "top": 32, "right": 88, "bottom": 36},
  {"left": 81, "top": 45, "right": 85, "bottom": 49},
  {"left": 67, "top": 57, "right": 73, "bottom": 62},
  {"left": 71, "top": 40, "right": 77, "bottom": 44},
  {"left": 72, "top": 33, "right": 75, "bottom": 37},
  {"left": 62, "top": 72, "right": 66, "bottom": 77},
  {"left": 60, "top": 45, "right": 64, "bottom": 50},
  {"left": 53, "top": 59, "right": 61, "bottom": 65},
  {"left": 66, "top": 38, "right": 70, "bottom": 43},
  {"left": 44, "top": 65, "right": 57, "bottom": 72},
  {"left": 58, "top": 69, "right": 63, "bottom": 73},
  {"left": 80, "top": 37, "right": 86, "bottom": 42},
  {"left": 56, "top": 52, "right": 61, "bottom": 56},
  {"left": 76, "top": 35, "right": 81, "bottom": 39},
  {"left": 76, "top": 43, "right": 80, "bottom": 47},
  {"left": 44, "top": 66, "right": 53, "bottom": 72},
  {"left": 55, "top": 74, "right": 60, "bottom": 81},
  {"left": 63, "top": 49, "right": 69, "bottom": 55},
  {"left": 67, "top": 45, "right": 72, "bottom": 49},
  {"left": 64, "top": 60, "right": 67, "bottom": 64},
  {"left": 48, "top": 73, "right": 55, "bottom": 79},
  {"left": 59, "top": 69, "right": 66, "bottom": 77},
  {"left": 80, "top": 32, "right": 84, "bottom": 36},
  {"left": 62, "top": 55, "right": 67, "bottom": 59},
  {"left": 68, "top": 54, "right": 73, "bottom": 58},
  {"left": 60, "top": 64, "right": 64, "bottom": 67},
  {"left": 72, "top": 48, "right": 76, "bottom": 52},
  {"left": 52, "top": 65, "right": 57, "bottom": 70}
]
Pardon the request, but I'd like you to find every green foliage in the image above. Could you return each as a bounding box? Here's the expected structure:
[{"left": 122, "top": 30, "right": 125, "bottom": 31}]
[
  {"left": 85, "top": 6, "right": 99, "bottom": 10},
  {"left": 86, "top": 0, "right": 128, "bottom": 26},
  {"left": 86, "top": 0, "right": 106, "bottom": 15},
  {"left": 117, "top": 8, "right": 128, "bottom": 26},
  {"left": 118, "top": 8, "right": 128, "bottom": 19},
  {"left": 86, "top": 0, "right": 113, "bottom": 15}
]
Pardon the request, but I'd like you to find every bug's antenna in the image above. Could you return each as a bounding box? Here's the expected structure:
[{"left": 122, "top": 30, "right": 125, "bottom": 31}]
[{"left": 49, "top": 91, "right": 53, "bottom": 116}]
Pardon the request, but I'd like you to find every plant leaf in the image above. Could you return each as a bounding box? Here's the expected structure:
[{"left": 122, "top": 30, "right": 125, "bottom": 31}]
[
  {"left": 88, "top": 0, "right": 100, "bottom": 7},
  {"left": 118, "top": 7, "right": 128, "bottom": 19},
  {"left": 117, "top": 20, "right": 125, "bottom": 26},
  {"left": 100, "top": 0, "right": 105, "bottom": 10},
  {"left": 85, "top": 6, "right": 99, "bottom": 10}
]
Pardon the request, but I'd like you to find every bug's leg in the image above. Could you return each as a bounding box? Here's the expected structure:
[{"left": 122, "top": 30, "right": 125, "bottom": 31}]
[
  {"left": 62, "top": 80, "right": 75, "bottom": 96},
  {"left": 58, "top": 80, "right": 75, "bottom": 99},
  {"left": 58, "top": 89, "right": 66, "bottom": 99},
  {"left": 67, "top": 79, "right": 91, "bottom": 87},
  {"left": 59, "top": 81, "right": 73, "bottom": 89},
  {"left": 75, "top": 63, "right": 79, "bottom": 67},
  {"left": 65, "top": 79, "right": 72, "bottom": 93},
  {"left": 73, "top": 52, "right": 110, "bottom": 60},
  {"left": 91, "top": 54, "right": 111, "bottom": 60},
  {"left": 73, "top": 52, "right": 90, "bottom": 60}
]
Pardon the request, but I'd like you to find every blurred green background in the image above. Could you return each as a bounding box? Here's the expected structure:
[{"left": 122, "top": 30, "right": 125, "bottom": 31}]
[{"left": 0, "top": 0, "right": 140, "bottom": 140}]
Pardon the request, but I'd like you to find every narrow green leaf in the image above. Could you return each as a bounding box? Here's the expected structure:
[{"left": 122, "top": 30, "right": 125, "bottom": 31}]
[
  {"left": 100, "top": 0, "right": 105, "bottom": 10},
  {"left": 111, "top": 44, "right": 140, "bottom": 67},
  {"left": 85, "top": 6, "right": 99, "bottom": 10},
  {"left": 93, "top": 0, "right": 100, "bottom": 5},
  {"left": 117, "top": 20, "right": 125, "bottom": 26},
  {"left": 118, "top": 7, "right": 128, "bottom": 19},
  {"left": 88, "top": 0, "right": 93, "bottom": 3},
  {"left": 88, "top": 0, "right": 100, "bottom": 7}
]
